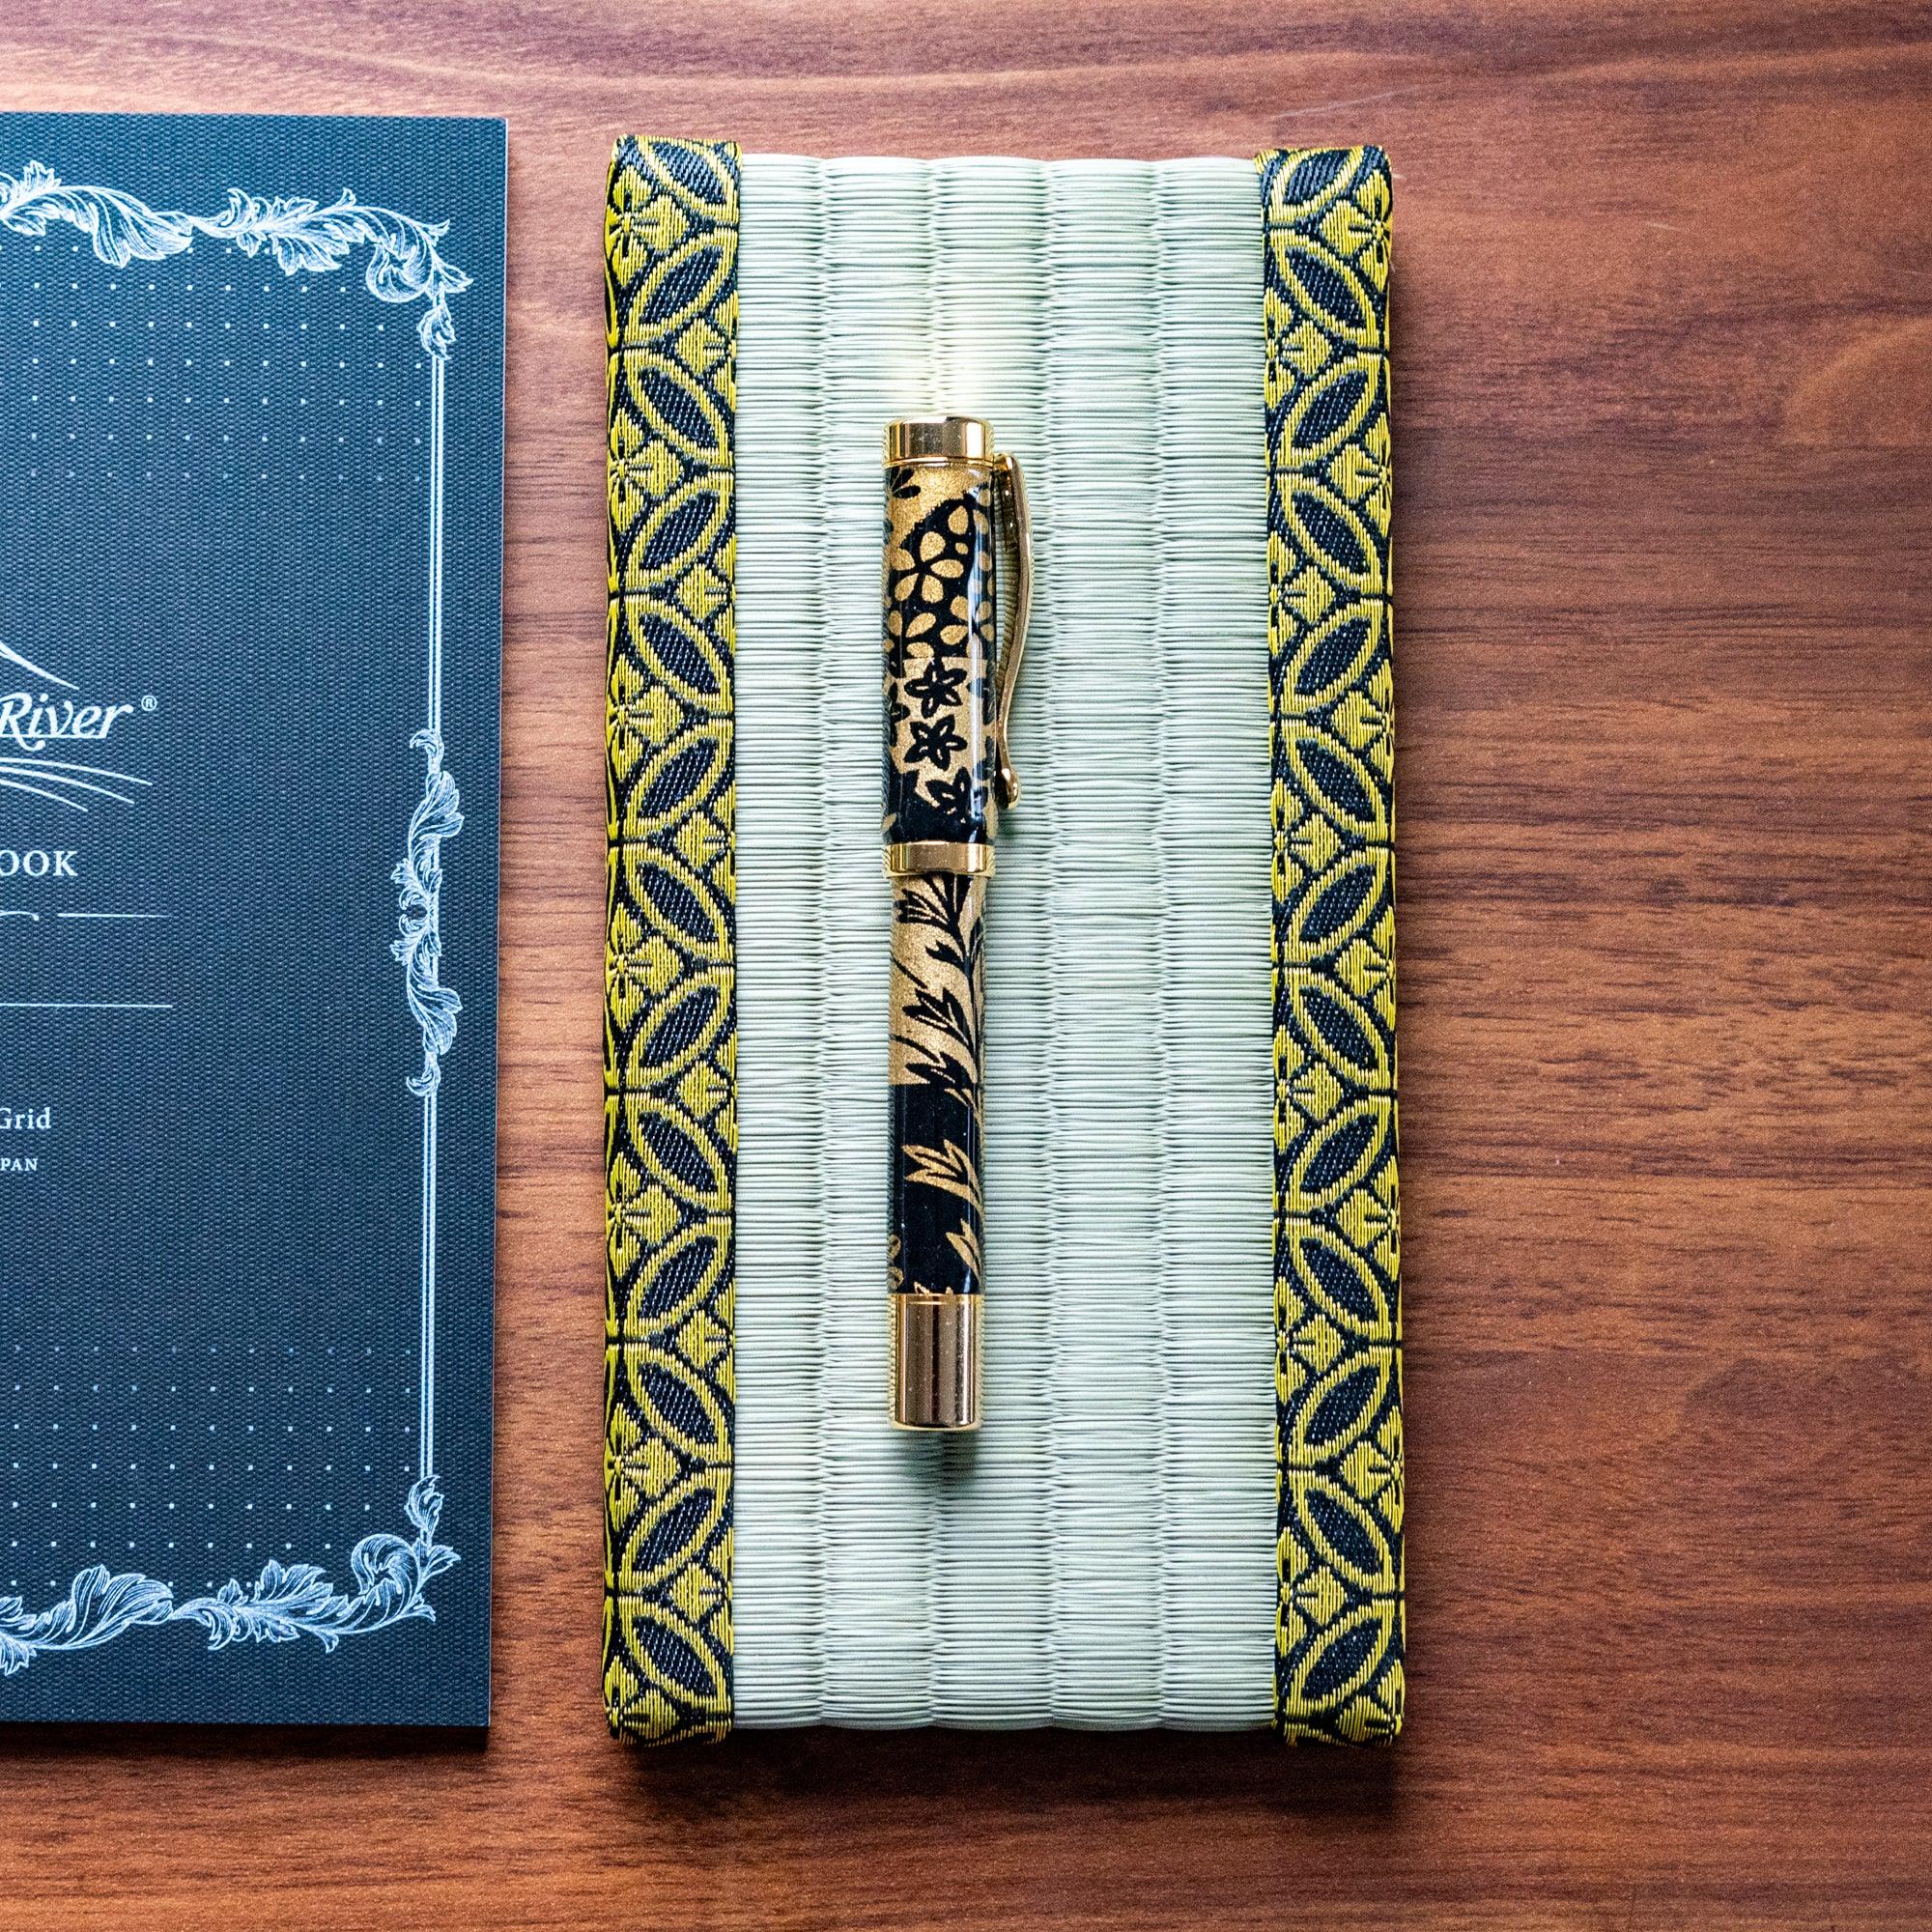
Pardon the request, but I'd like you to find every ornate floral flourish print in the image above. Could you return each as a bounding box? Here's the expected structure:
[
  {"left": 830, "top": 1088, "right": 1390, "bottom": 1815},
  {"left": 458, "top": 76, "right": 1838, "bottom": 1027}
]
[
  {"left": 0, "top": 162, "right": 470, "bottom": 355},
  {"left": 0, "top": 1478, "right": 457, "bottom": 1676},
  {"left": 603, "top": 137, "right": 739, "bottom": 1746},
  {"left": 1257, "top": 146, "right": 1404, "bottom": 1745}
]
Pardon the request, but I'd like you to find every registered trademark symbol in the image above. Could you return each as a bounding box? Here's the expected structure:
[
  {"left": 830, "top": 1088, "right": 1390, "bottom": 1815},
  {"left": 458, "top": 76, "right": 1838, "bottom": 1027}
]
[{"left": 141, "top": 695, "right": 158, "bottom": 712}]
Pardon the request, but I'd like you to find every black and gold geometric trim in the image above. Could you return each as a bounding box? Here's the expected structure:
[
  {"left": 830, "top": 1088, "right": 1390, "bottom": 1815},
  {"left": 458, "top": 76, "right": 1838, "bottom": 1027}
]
[
  {"left": 603, "top": 136, "right": 740, "bottom": 1745},
  {"left": 1257, "top": 145, "right": 1405, "bottom": 1744}
]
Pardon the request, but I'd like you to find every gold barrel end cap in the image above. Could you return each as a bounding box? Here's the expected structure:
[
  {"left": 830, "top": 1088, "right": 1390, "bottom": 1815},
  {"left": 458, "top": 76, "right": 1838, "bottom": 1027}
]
[
  {"left": 884, "top": 415, "right": 994, "bottom": 467},
  {"left": 891, "top": 1293, "right": 982, "bottom": 1431}
]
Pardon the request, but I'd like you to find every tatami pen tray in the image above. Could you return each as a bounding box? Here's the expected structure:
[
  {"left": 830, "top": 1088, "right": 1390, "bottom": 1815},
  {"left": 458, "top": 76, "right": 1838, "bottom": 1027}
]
[{"left": 602, "top": 139, "right": 1403, "bottom": 1744}]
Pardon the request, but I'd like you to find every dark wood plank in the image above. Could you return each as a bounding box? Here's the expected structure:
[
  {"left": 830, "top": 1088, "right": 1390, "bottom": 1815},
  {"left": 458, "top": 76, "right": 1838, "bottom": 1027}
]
[{"left": 3, "top": 2, "right": 1929, "bottom": 1924}]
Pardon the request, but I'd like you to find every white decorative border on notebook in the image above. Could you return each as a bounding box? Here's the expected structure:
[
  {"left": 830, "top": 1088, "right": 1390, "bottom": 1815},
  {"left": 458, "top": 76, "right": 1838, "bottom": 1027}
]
[{"left": 0, "top": 162, "right": 465, "bottom": 1673}]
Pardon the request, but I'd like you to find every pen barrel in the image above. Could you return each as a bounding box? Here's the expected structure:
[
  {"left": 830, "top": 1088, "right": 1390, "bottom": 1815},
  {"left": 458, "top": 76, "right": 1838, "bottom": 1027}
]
[
  {"left": 888, "top": 871, "right": 984, "bottom": 1431},
  {"left": 883, "top": 439, "right": 998, "bottom": 1432}
]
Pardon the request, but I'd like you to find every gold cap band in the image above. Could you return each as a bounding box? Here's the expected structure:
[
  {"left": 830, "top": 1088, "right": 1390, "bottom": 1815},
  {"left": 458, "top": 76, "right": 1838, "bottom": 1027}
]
[
  {"left": 886, "top": 839, "right": 993, "bottom": 879},
  {"left": 884, "top": 415, "right": 994, "bottom": 467},
  {"left": 891, "top": 1293, "right": 981, "bottom": 1431}
]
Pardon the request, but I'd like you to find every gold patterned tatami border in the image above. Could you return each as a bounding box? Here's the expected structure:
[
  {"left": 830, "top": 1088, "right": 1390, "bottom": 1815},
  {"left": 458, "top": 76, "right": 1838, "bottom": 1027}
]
[
  {"left": 598, "top": 142, "right": 1399, "bottom": 1742},
  {"left": 1257, "top": 145, "right": 1406, "bottom": 1744},
  {"left": 602, "top": 136, "right": 740, "bottom": 1745}
]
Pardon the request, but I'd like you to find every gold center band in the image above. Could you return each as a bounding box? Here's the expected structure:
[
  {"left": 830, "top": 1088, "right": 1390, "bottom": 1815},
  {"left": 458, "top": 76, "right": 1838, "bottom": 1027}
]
[{"left": 885, "top": 839, "right": 994, "bottom": 879}]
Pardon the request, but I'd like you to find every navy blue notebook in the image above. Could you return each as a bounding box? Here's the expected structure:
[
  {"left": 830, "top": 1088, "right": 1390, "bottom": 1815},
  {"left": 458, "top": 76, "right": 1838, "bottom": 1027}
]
[{"left": 0, "top": 114, "right": 502, "bottom": 1724}]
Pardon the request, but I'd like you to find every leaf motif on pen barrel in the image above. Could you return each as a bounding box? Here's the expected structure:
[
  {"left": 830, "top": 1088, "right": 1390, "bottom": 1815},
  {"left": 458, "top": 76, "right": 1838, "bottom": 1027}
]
[
  {"left": 889, "top": 867, "right": 985, "bottom": 1303},
  {"left": 902, "top": 1137, "right": 981, "bottom": 1213},
  {"left": 889, "top": 873, "right": 983, "bottom": 1114}
]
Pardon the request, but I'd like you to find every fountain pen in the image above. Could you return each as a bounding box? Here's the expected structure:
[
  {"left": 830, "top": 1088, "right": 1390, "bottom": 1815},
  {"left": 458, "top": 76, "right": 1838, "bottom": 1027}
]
[{"left": 881, "top": 414, "right": 1031, "bottom": 1432}]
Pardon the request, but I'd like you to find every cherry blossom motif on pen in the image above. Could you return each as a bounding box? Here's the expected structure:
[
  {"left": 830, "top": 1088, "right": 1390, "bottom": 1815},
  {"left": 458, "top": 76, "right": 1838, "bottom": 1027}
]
[{"left": 882, "top": 484, "right": 997, "bottom": 848}]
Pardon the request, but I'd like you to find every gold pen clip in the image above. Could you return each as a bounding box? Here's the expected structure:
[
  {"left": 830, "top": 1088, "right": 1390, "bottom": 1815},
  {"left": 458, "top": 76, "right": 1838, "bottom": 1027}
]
[{"left": 990, "top": 451, "right": 1032, "bottom": 809}]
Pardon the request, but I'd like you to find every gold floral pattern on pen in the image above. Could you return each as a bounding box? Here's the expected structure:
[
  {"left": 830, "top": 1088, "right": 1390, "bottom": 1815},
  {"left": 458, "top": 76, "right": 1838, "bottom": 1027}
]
[{"left": 883, "top": 469, "right": 998, "bottom": 851}]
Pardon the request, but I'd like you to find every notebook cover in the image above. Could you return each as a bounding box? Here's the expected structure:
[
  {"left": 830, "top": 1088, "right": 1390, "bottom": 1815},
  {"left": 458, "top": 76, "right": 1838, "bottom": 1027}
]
[{"left": 0, "top": 111, "right": 503, "bottom": 1724}]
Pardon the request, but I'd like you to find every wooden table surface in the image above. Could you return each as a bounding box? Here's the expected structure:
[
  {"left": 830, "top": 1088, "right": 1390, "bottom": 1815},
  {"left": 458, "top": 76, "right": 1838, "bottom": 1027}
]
[{"left": 3, "top": 2, "right": 1928, "bottom": 1925}]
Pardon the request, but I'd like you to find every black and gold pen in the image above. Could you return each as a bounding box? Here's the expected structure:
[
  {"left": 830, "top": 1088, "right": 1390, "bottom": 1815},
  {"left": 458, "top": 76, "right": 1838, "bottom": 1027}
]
[{"left": 882, "top": 415, "right": 1031, "bottom": 1432}]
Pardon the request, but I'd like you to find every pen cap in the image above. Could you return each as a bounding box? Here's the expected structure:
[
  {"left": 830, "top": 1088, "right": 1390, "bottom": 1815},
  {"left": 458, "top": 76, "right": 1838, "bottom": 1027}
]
[{"left": 882, "top": 415, "right": 1000, "bottom": 864}]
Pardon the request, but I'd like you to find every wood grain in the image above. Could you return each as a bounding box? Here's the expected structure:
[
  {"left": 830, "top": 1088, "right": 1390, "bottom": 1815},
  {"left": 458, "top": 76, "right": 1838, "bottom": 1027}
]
[{"left": 3, "top": 1, "right": 1929, "bottom": 1924}]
